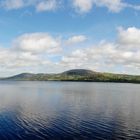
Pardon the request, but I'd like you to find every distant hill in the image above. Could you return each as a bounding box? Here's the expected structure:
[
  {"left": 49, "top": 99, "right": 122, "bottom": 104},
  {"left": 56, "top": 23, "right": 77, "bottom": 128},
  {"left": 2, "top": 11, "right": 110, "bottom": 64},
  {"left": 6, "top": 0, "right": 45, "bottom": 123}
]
[
  {"left": 61, "top": 69, "right": 96, "bottom": 76},
  {"left": 7, "top": 73, "right": 35, "bottom": 80},
  {"left": 1, "top": 69, "right": 140, "bottom": 83}
]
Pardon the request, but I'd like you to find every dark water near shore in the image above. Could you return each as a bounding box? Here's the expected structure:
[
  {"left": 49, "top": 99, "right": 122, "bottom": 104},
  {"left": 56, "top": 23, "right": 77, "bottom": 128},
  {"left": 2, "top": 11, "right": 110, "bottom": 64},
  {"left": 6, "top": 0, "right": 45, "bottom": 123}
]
[{"left": 0, "top": 81, "right": 140, "bottom": 140}]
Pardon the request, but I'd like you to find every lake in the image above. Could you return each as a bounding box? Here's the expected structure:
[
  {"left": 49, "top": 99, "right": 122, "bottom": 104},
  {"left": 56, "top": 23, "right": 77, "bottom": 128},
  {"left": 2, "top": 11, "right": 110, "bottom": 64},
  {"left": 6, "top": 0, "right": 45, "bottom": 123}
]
[{"left": 0, "top": 81, "right": 140, "bottom": 140}]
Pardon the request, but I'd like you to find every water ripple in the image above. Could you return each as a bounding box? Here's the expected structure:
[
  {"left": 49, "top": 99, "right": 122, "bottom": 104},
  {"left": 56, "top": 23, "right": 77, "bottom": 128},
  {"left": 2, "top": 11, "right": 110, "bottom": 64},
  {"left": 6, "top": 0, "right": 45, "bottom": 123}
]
[{"left": 0, "top": 82, "right": 139, "bottom": 139}]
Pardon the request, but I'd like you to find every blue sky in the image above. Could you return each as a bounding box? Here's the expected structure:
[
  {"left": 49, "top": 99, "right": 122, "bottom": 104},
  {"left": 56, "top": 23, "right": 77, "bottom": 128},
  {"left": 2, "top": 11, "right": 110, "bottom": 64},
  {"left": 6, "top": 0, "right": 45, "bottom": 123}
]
[{"left": 0, "top": 0, "right": 140, "bottom": 76}]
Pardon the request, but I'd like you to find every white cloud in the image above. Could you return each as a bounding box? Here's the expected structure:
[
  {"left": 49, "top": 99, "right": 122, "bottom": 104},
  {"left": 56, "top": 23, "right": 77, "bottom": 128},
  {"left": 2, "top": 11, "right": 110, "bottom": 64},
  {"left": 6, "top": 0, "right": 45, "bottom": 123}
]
[
  {"left": 13, "top": 33, "right": 61, "bottom": 54},
  {"left": 72, "top": 0, "right": 124, "bottom": 13},
  {"left": 94, "top": 0, "right": 124, "bottom": 12},
  {"left": 118, "top": 27, "right": 140, "bottom": 46},
  {"left": 60, "top": 41, "right": 140, "bottom": 73},
  {"left": 0, "top": 32, "right": 62, "bottom": 76},
  {"left": 72, "top": 0, "right": 140, "bottom": 13},
  {"left": 0, "top": 33, "right": 88, "bottom": 76},
  {"left": 61, "top": 49, "right": 88, "bottom": 68},
  {"left": 36, "top": 0, "right": 58, "bottom": 12},
  {"left": 0, "top": 47, "right": 50, "bottom": 69},
  {"left": 72, "top": 0, "right": 94, "bottom": 13},
  {"left": 0, "top": 0, "right": 60, "bottom": 12},
  {"left": 0, "top": 47, "right": 55, "bottom": 76},
  {"left": 0, "top": 0, "right": 24, "bottom": 10},
  {"left": 60, "top": 27, "right": 140, "bottom": 74},
  {"left": 124, "top": 3, "right": 140, "bottom": 11},
  {"left": 0, "top": 0, "right": 140, "bottom": 13},
  {"left": 66, "top": 35, "right": 87, "bottom": 45},
  {"left": 1, "top": 27, "right": 140, "bottom": 76}
]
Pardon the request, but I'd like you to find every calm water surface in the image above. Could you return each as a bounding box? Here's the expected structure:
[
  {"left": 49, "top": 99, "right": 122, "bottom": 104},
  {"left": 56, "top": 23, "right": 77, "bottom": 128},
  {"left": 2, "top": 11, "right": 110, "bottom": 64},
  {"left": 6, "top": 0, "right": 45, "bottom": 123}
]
[{"left": 0, "top": 81, "right": 140, "bottom": 140}]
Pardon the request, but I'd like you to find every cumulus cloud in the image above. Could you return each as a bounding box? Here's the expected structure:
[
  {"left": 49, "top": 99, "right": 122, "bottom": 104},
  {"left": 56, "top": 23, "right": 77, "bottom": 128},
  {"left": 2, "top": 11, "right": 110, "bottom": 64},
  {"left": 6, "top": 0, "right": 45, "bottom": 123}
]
[
  {"left": 72, "top": 0, "right": 124, "bottom": 13},
  {"left": 94, "top": 0, "right": 124, "bottom": 12},
  {"left": 118, "top": 27, "right": 140, "bottom": 46},
  {"left": 61, "top": 49, "right": 88, "bottom": 68},
  {"left": 60, "top": 27, "right": 140, "bottom": 74},
  {"left": 60, "top": 41, "right": 140, "bottom": 73},
  {"left": 0, "top": 0, "right": 60, "bottom": 12},
  {"left": 0, "top": 0, "right": 140, "bottom": 13},
  {"left": 13, "top": 33, "right": 61, "bottom": 54},
  {"left": 0, "top": 0, "right": 24, "bottom": 10},
  {"left": 0, "top": 32, "right": 63, "bottom": 76},
  {"left": 72, "top": 0, "right": 94, "bottom": 13},
  {"left": 66, "top": 35, "right": 87, "bottom": 45},
  {"left": 0, "top": 27, "right": 140, "bottom": 76},
  {"left": 72, "top": 0, "right": 140, "bottom": 13},
  {"left": 0, "top": 47, "right": 50, "bottom": 69},
  {"left": 0, "top": 32, "right": 89, "bottom": 76},
  {"left": 0, "top": 51, "right": 55, "bottom": 76},
  {"left": 36, "top": 0, "right": 58, "bottom": 12}
]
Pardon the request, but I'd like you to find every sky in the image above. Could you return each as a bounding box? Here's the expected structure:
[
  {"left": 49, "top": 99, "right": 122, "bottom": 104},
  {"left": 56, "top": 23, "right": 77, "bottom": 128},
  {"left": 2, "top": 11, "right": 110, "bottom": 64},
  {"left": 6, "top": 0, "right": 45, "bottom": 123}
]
[{"left": 0, "top": 0, "right": 140, "bottom": 76}]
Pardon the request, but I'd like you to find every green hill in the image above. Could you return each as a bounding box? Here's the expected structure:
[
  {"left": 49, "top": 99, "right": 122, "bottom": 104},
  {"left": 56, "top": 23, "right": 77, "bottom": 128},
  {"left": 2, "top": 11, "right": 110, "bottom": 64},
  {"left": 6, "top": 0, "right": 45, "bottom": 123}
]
[{"left": 1, "top": 69, "right": 140, "bottom": 83}]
